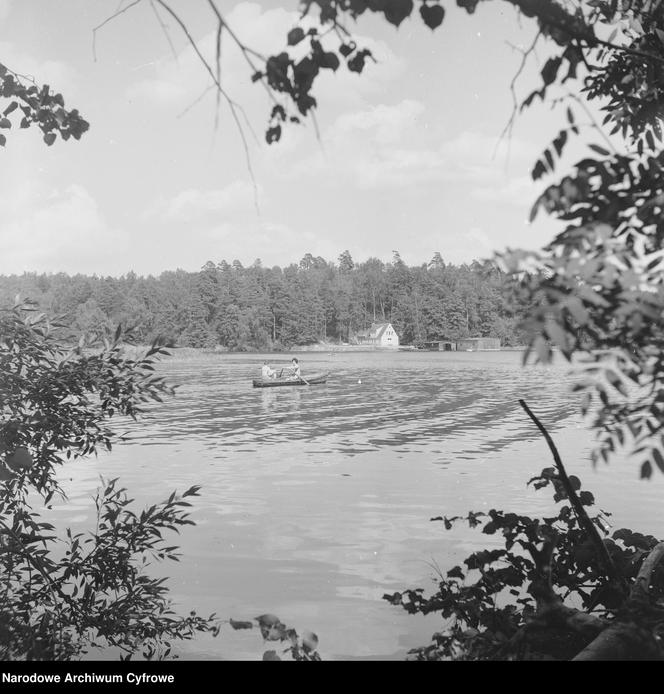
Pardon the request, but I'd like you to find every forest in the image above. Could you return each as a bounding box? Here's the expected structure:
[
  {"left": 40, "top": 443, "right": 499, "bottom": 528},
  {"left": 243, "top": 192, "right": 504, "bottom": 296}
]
[{"left": 0, "top": 251, "right": 530, "bottom": 350}]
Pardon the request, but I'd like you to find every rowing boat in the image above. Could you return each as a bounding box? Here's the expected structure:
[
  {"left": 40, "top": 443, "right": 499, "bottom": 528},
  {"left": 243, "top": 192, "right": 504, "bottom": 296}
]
[{"left": 252, "top": 371, "right": 329, "bottom": 388}]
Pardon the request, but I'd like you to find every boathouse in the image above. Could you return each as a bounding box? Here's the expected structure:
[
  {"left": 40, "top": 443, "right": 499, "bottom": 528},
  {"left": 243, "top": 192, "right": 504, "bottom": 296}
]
[
  {"left": 420, "top": 337, "right": 500, "bottom": 351},
  {"left": 422, "top": 340, "right": 456, "bottom": 351},
  {"left": 354, "top": 322, "right": 400, "bottom": 348},
  {"left": 456, "top": 337, "right": 501, "bottom": 351}
]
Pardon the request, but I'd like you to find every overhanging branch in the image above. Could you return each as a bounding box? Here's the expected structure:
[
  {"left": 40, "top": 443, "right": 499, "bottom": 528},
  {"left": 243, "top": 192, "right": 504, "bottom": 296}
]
[{"left": 519, "top": 399, "right": 625, "bottom": 590}]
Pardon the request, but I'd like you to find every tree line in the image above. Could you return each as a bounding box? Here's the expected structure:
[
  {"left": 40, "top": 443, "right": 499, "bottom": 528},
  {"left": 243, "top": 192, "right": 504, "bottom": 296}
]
[{"left": 0, "top": 251, "right": 531, "bottom": 350}]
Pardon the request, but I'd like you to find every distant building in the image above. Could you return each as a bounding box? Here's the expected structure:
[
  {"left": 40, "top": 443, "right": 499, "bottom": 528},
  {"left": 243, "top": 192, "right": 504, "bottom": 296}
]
[
  {"left": 420, "top": 337, "right": 501, "bottom": 351},
  {"left": 456, "top": 337, "right": 501, "bottom": 351},
  {"left": 354, "top": 322, "right": 400, "bottom": 348},
  {"left": 422, "top": 340, "right": 456, "bottom": 351}
]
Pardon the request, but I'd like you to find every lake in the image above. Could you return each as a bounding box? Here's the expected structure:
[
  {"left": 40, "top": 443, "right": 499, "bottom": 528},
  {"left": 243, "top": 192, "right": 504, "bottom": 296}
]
[{"left": 51, "top": 349, "right": 664, "bottom": 660}]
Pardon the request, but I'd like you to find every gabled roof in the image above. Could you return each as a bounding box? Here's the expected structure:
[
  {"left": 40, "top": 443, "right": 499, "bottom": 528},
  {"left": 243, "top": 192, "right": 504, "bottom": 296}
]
[
  {"left": 371, "top": 322, "right": 390, "bottom": 339},
  {"left": 354, "top": 322, "right": 395, "bottom": 340}
]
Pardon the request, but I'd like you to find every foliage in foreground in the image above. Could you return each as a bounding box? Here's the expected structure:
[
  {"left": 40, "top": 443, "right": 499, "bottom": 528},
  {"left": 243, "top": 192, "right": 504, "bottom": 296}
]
[
  {"left": 385, "top": 403, "right": 664, "bottom": 661},
  {"left": 0, "top": 302, "right": 321, "bottom": 661},
  {"left": 0, "top": 301, "right": 219, "bottom": 659},
  {"left": 229, "top": 615, "right": 321, "bottom": 661}
]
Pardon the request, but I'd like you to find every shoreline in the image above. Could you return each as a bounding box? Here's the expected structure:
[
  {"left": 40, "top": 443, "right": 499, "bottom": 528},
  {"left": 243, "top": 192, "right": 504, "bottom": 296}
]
[{"left": 113, "top": 342, "right": 526, "bottom": 361}]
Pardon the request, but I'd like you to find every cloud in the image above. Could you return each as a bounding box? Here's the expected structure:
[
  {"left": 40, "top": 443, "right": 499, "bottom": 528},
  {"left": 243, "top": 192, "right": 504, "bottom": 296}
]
[
  {"left": 0, "top": 183, "right": 130, "bottom": 275},
  {"left": 145, "top": 180, "right": 260, "bottom": 221},
  {"left": 0, "top": 40, "right": 75, "bottom": 95},
  {"left": 138, "top": 217, "right": 342, "bottom": 271},
  {"left": 126, "top": 78, "right": 189, "bottom": 107},
  {"left": 0, "top": 171, "right": 336, "bottom": 276},
  {"left": 439, "top": 130, "right": 535, "bottom": 165},
  {"left": 0, "top": 0, "right": 12, "bottom": 22},
  {"left": 334, "top": 99, "right": 425, "bottom": 145},
  {"left": 138, "top": 175, "right": 342, "bottom": 269},
  {"left": 278, "top": 97, "right": 537, "bottom": 194},
  {"left": 125, "top": 2, "right": 404, "bottom": 120},
  {"left": 472, "top": 175, "right": 539, "bottom": 206},
  {"left": 284, "top": 99, "right": 439, "bottom": 188},
  {"left": 203, "top": 220, "right": 343, "bottom": 267},
  {"left": 124, "top": 3, "right": 294, "bottom": 111}
]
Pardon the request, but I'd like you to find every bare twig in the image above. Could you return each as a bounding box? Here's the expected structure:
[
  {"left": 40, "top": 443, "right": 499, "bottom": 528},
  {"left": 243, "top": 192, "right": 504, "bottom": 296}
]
[
  {"left": 152, "top": 0, "right": 259, "bottom": 208},
  {"left": 149, "top": 0, "right": 179, "bottom": 61},
  {"left": 235, "top": 101, "right": 262, "bottom": 148},
  {"left": 519, "top": 399, "right": 625, "bottom": 590},
  {"left": 205, "top": 0, "right": 276, "bottom": 107},
  {"left": 588, "top": 37, "right": 664, "bottom": 65},
  {"left": 310, "top": 109, "right": 323, "bottom": 148},
  {"left": 332, "top": 20, "right": 353, "bottom": 39},
  {"left": 1, "top": 62, "right": 39, "bottom": 86},
  {"left": 176, "top": 84, "right": 215, "bottom": 119},
  {"left": 91, "top": 0, "right": 261, "bottom": 209},
  {"left": 206, "top": 0, "right": 266, "bottom": 63},
  {"left": 207, "top": 3, "right": 223, "bottom": 133},
  {"left": 93, "top": 0, "right": 145, "bottom": 62},
  {"left": 496, "top": 30, "right": 541, "bottom": 160}
]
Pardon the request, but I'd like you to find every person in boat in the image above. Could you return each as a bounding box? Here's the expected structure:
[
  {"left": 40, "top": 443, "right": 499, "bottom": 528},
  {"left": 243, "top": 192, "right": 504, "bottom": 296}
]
[
  {"left": 289, "top": 357, "right": 301, "bottom": 380},
  {"left": 261, "top": 361, "right": 276, "bottom": 379}
]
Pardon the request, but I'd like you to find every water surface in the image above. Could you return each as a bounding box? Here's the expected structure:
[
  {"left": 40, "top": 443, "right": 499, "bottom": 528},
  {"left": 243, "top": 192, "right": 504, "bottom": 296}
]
[{"left": 52, "top": 350, "right": 664, "bottom": 659}]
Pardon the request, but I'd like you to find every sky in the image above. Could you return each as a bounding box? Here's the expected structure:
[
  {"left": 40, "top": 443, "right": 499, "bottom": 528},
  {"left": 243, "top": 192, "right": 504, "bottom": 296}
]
[{"left": 0, "top": 0, "right": 574, "bottom": 276}]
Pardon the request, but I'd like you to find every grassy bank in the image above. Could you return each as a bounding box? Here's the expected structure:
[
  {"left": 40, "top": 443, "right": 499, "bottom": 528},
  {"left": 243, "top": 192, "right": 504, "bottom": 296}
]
[
  {"left": 117, "top": 342, "right": 392, "bottom": 360},
  {"left": 114, "top": 342, "right": 524, "bottom": 361}
]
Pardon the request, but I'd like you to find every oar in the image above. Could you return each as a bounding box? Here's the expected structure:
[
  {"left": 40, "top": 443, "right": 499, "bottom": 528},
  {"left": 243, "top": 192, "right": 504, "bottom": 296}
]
[{"left": 301, "top": 374, "right": 310, "bottom": 385}]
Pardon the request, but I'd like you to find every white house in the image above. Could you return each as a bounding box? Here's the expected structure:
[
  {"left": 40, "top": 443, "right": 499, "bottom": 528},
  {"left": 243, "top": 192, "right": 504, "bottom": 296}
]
[{"left": 354, "top": 322, "right": 400, "bottom": 348}]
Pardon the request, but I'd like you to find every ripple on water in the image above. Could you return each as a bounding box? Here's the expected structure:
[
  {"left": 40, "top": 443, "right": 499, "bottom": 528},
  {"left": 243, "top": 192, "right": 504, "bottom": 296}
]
[{"left": 49, "top": 350, "right": 664, "bottom": 660}]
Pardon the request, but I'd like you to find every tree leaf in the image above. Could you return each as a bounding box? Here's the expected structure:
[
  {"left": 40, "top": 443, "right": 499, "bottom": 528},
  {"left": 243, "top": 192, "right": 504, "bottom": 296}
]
[
  {"left": 568, "top": 475, "right": 581, "bottom": 491},
  {"left": 588, "top": 143, "right": 610, "bottom": 156},
  {"left": 319, "top": 52, "right": 340, "bottom": 71},
  {"left": 420, "top": 3, "right": 445, "bottom": 29},
  {"left": 541, "top": 57, "right": 562, "bottom": 86},
  {"left": 301, "top": 630, "right": 318, "bottom": 652},
  {"left": 287, "top": 27, "right": 305, "bottom": 46},
  {"left": 256, "top": 614, "right": 287, "bottom": 641},
  {"left": 384, "top": 0, "right": 414, "bottom": 27},
  {"left": 652, "top": 448, "right": 664, "bottom": 473}
]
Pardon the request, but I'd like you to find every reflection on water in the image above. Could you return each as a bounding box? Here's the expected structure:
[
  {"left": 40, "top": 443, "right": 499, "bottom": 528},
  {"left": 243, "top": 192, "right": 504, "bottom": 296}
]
[
  {"left": 123, "top": 352, "right": 576, "bottom": 454},
  {"left": 51, "top": 351, "right": 664, "bottom": 660}
]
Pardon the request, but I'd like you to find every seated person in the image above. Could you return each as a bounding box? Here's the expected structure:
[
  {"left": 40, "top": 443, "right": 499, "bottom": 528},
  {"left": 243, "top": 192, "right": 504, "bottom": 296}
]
[
  {"left": 290, "top": 357, "right": 301, "bottom": 380},
  {"left": 261, "top": 361, "right": 276, "bottom": 379}
]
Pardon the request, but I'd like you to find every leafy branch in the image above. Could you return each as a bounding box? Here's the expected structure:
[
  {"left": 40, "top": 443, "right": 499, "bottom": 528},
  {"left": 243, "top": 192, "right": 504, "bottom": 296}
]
[
  {"left": 519, "top": 398, "right": 624, "bottom": 590},
  {"left": 384, "top": 400, "right": 664, "bottom": 660}
]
